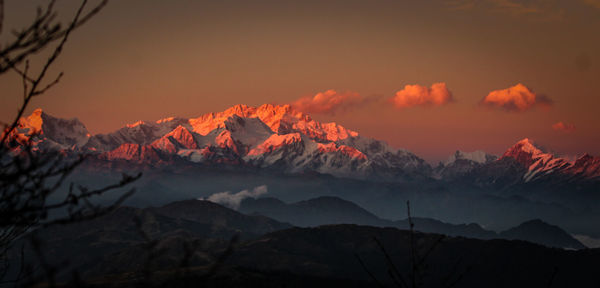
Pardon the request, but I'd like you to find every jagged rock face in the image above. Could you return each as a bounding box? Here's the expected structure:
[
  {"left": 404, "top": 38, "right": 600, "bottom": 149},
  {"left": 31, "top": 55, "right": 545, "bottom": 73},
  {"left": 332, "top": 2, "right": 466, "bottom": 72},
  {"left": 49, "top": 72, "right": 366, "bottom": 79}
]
[
  {"left": 99, "top": 143, "right": 162, "bottom": 163},
  {"left": 83, "top": 118, "right": 188, "bottom": 152},
  {"left": 9, "top": 109, "right": 90, "bottom": 150},
  {"left": 567, "top": 154, "right": 600, "bottom": 179},
  {"left": 498, "top": 139, "right": 599, "bottom": 182}
]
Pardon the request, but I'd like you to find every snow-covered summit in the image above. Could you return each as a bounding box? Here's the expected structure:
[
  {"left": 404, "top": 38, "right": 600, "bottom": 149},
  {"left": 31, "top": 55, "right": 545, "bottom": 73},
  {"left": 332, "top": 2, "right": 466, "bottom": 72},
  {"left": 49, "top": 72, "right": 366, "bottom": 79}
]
[
  {"left": 12, "top": 108, "right": 90, "bottom": 150},
  {"left": 500, "top": 138, "right": 599, "bottom": 182},
  {"left": 11, "top": 105, "right": 427, "bottom": 180},
  {"left": 188, "top": 104, "right": 358, "bottom": 143}
]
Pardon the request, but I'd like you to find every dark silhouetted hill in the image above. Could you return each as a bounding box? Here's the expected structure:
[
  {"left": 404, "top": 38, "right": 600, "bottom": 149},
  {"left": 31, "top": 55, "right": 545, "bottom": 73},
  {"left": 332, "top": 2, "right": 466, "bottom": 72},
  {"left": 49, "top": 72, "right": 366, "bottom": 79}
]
[
  {"left": 231, "top": 225, "right": 600, "bottom": 288},
  {"left": 240, "top": 196, "right": 583, "bottom": 249},
  {"left": 13, "top": 201, "right": 596, "bottom": 287},
  {"left": 499, "top": 219, "right": 586, "bottom": 249}
]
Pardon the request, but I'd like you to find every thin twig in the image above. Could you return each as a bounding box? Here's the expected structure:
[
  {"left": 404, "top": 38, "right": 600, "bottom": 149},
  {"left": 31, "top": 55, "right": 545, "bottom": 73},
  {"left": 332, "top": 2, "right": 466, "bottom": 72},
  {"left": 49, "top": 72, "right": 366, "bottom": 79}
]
[{"left": 355, "top": 253, "right": 386, "bottom": 288}]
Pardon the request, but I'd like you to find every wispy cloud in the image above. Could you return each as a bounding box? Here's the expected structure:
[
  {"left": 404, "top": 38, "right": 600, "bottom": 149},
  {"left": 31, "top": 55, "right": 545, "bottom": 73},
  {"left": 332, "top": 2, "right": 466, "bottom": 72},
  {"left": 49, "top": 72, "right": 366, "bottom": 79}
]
[
  {"left": 391, "top": 83, "right": 454, "bottom": 109},
  {"left": 203, "top": 185, "right": 268, "bottom": 210},
  {"left": 290, "top": 90, "right": 381, "bottom": 115},
  {"left": 480, "top": 83, "right": 552, "bottom": 112},
  {"left": 291, "top": 90, "right": 360, "bottom": 114},
  {"left": 552, "top": 121, "right": 576, "bottom": 133}
]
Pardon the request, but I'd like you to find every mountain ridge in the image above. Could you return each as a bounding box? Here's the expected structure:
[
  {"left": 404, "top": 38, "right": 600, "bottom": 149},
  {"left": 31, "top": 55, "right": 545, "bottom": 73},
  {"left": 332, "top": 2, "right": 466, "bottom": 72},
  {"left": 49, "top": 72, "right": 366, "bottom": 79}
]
[
  {"left": 6, "top": 106, "right": 600, "bottom": 183},
  {"left": 239, "top": 195, "right": 585, "bottom": 249}
]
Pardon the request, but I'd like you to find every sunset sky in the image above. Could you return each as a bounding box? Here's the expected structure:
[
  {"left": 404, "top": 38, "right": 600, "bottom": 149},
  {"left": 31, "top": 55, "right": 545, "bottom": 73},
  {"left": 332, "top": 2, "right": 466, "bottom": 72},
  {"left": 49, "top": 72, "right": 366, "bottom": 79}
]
[{"left": 1, "top": 0, "right": 599, "bottom": 162}]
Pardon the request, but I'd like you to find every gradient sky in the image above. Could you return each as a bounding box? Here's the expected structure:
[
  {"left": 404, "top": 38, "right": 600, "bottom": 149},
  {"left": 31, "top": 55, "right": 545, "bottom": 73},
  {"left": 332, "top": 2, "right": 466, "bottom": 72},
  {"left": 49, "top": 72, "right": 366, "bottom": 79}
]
[{"left": 1, "top": 0, "right": 599, "bottom": 162}]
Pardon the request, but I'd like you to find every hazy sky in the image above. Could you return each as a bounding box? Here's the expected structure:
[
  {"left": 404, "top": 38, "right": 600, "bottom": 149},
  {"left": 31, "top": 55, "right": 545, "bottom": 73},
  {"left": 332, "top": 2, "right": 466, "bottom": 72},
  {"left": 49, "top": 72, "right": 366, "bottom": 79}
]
[{"left": 1, "top": 0, "right": 599, "bottom": 162}]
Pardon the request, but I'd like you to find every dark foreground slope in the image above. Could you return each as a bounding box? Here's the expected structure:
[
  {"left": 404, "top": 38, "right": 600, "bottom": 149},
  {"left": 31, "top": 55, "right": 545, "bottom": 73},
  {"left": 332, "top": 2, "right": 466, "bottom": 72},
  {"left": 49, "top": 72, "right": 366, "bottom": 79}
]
[
  {"left": 232, "top": 225, "right": 600, "bottom": 288},
  {"left": 11, "top": 200, "right": 600, "bottom": 288},
  {"left": 10, "top": 200, "right": 291, "bottom": 282},
  {"left": 32, "top": 223, "right": 600, "bottom": 288}
]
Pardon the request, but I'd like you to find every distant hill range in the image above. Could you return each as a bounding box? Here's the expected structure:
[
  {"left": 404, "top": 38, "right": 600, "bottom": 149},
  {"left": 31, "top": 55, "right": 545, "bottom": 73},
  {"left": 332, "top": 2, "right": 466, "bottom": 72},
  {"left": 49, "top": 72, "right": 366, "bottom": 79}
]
[
  {"left": 239, "top": 196, "right": 585, "bottom": 249},
  {"left": 9, "top": 199, "right": 598, "bottom": 287}
]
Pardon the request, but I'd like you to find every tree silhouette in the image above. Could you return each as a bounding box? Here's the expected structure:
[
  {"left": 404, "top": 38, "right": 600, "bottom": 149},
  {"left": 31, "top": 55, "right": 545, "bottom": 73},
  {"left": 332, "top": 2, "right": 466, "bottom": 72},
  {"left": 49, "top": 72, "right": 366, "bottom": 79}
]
[
  {"left": 0, "top": 1, "right": 140, "bottom": 285},
  {"left": 356, "top": 201, "right": 469, "bottom": 288}
]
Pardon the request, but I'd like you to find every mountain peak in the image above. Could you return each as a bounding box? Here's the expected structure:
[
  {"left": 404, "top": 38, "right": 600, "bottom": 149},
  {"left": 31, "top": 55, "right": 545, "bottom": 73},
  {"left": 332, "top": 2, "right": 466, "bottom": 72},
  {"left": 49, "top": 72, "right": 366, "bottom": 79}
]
[
  {"left": 156, "top": 117, "right": 176, "bottom": 124},
  {"left": 16, "top": 109, "right": 90, "bottom": 149},
  {"left": 22, "top": 108, "right": 45, "bottom": 133},
  {"left": 126, "top": 120, "right": 146, "bottom": 128},
  {"left": 187, "top": 104, "right": 356, "bottom": 143},
  {"left": 504, "top": 138, "right": 545, "bottom": 158},
  {"left": 257, "top": 103, "right": 294, "bottom": 114},
  {"left": 218, "top": 103, "right": 303, "bottom": 121},
  {"left": 500, "top": 138, "right": 581, "bottom": 182},
  {"left": 516, "top": 138, "right": 539, "bottom": 150},
  {"left": 31, "top": 108, "right": 44, "bottom": 115},
  {"left": 501, "top": 138, "right": 546, "bottom": 167},
  {"left": 223, "top": 104, "right": 256, "bottom": 117}
]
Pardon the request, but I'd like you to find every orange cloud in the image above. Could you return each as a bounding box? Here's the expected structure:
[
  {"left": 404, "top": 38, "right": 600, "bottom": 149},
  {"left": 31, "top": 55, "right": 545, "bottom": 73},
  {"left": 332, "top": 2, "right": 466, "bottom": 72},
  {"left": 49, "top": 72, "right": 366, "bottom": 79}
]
[
  {"left": 552, "top": 121, "right": 576, "bottom": 133},
  {"left": 391, "top": 83, "right": 453, "bottom": 109},
  {"left": 291, "top": 90, "right": 367, "bottom": 114},
  {"left": 480, "top": 83, "right": 552, "bottom": 112}
]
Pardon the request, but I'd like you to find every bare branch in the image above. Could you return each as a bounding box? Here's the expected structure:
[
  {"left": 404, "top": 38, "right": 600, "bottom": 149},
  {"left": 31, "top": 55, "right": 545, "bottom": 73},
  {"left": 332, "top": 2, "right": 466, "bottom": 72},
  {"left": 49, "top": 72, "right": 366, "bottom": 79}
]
[
  {"left": 21, "top": 60, "right": 29, "bottom": 101},
  {"left": 0, "top": 2, "right": 144, "bottom": 286},
  {"left": 0, "top": 0, "right": 109, "bottom": 146},
  {"left": 32, "top": 71, "right": 63, "bottom": 97},
  {"left": 373, "top": 237, "right": 408, "bottom": 288},
  {"left": 355, "top": 253, "right": 386, "bottom": 288}
]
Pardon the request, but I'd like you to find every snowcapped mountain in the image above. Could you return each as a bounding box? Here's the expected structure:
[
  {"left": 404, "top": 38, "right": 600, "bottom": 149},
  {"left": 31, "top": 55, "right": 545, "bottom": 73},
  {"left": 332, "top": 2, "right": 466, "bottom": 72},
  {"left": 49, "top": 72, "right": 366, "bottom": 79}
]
[
  {"left": 432, "top": 139, "right": 600, "bottom": 184},
  {"left": 9, "top": 105, "right": 429, "bottom": 180},
  {"left": 8, "top": 108, "right": 90, "bottom": 151},
  {"left": 6, "top": 107, "right": 599, "bottom": 183},
  {"left": 499, "top": 138, "right": 600, "bottom": 182}
]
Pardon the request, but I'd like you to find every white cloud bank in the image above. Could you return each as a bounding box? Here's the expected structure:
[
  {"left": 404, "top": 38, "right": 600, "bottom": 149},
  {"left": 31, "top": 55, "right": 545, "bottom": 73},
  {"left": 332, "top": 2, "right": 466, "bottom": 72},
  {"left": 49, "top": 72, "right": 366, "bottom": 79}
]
[{"left": 202, "top": 185, "right": 268, "bottom": 210}]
